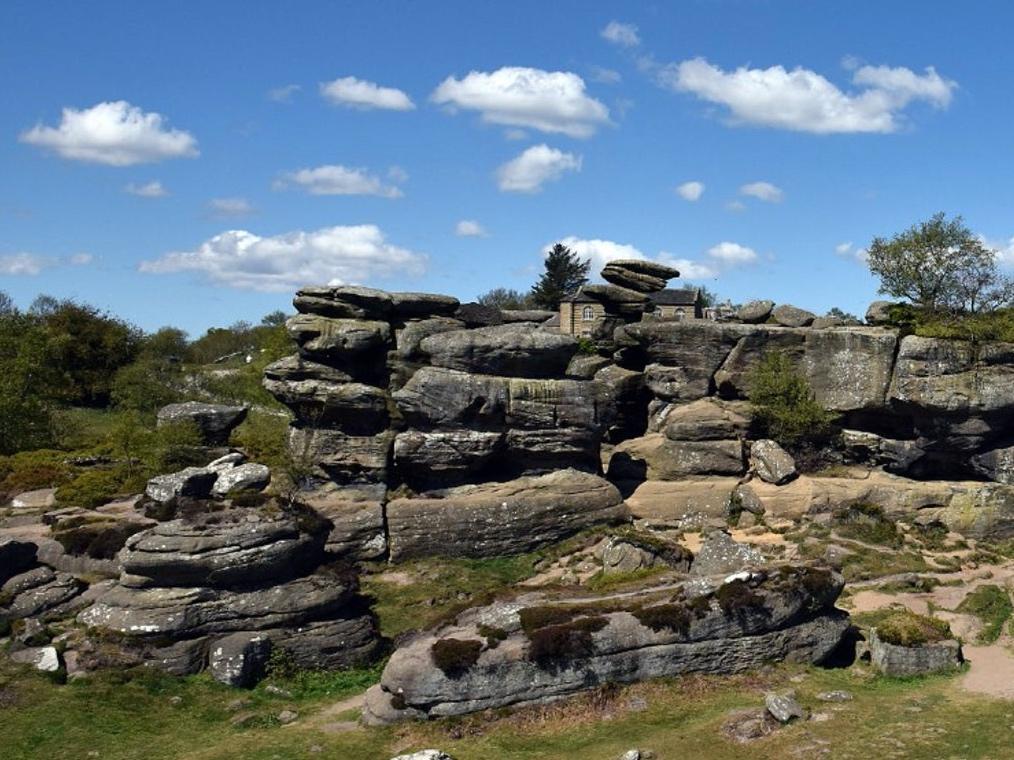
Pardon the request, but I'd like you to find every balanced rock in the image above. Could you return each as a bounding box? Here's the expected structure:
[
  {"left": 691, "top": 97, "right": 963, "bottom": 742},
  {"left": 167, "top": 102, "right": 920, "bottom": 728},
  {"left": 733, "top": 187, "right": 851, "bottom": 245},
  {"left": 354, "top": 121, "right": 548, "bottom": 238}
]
[
  {"left": 293, "top": 285, "right": 393, "bottom": 320},
  {"left": 156, "top": 402, "right": 248, "bottom": 445},
  {"left": 145, "top": 467, "right": 217, "bottom": 503},
  {"left": 211, "top": 463, "right": 271, "bottom": 497},
  {"left": 865, "top": 300, "right": 896, "bottom": 325},
  {"left": 601, "top": 264, "right": 669, "bottom": 293}
]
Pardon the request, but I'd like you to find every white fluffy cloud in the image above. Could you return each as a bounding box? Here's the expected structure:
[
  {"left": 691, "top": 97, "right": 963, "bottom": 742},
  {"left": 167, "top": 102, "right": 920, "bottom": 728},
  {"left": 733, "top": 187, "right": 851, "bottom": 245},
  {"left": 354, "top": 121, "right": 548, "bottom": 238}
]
[
  {"left": 496, "top": 144, "right": 581, "bottom": 193},
  {"left": 139, "top": 224, "right": 426, "bottom": 292},
  {"left": 431, "top": 67, "right": 610, "bottom": 138},
  {"left": 676, "top": 181, "right": 705, "bottom": 201},
  {"left": 455, "top": 220, "right": 488, "bottom": 237},
  {"left": 739, "top": 181, "right": 783, "bottom": 202},
  {"left": 660, "top": 58, "right": 956, "bottom": 133},
  {"left": 0, "top": 253, "right": 49, "bottom": 275},
  {"left": 319, "top": 76, "right": 415, "bottom": 111},
  {"left": 207, "top": 197, "right": 254, "bottom": 218},
  {"left": 601, "top": 21, "right": 640, "bottom": 48},
  {"left": 834, "top": 241, "right": 869, "bottom": 263},
  {"left": 707, "top": 241, "right": 758, "bottom": 264},
  {"left": 125, "top": 181, "right": 168, "bottom": 198},
  {"left": 275, "top": 164, "right": 404, "bottom": 198},
  {"left": 20, "top": 101, "right": 198, "bottom": 166}
]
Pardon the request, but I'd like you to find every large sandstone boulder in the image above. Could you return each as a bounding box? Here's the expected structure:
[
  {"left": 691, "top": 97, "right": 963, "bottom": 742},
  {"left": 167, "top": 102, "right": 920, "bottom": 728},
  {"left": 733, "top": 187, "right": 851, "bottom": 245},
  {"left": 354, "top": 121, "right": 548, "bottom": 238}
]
[
  {"left": 364, "top": 566, "right": 847, "bottom": 722},
  {"left": 293, "top": 486, "right": 388, "bottom": 560},
  {"left": 386, "top": 470, "right": 627, "bottom": 560},
  {"left": 1, "top": 565, "right": 83, "bottom": 625},
  {"left": 119, "top": 508, "right": 326, "bottom": 588},
  {"left": 736, "top": 300, "right": 774, "bottom": 324},
  {"left": 294, "top": 285, "right": 394, "bottom": 319},
  {"left": 609, "top": 434, "right": 745, "bottom": 480},
  {"left": 394, "top": 430, "right": 504, "bottom": 487},
  {"left": 771, "top": 305, "right": 815, "bottom": 328},
  {"left": 691, "top": 531, "right": 764, "bottom": 576},
  {"left": 263, "top": 355, "right": 389, "bottom": 429},
  {"left": 601, "top": 260, "right": 676, "bottom": 293},
  {"left": 660, "top": 398, "right": 750, "bottom": 441},
  {"left": 419, "top": 323, "right": 578, "bottom": 378},
  {"left": 287, "top": 427, "right": 395, "bottom": 485},
  {"left": 865, "top": 300, "right": 896, "bottom": 325},
  {"left": 145, "top": 467, "right": 217, "bottom": 503},
  {"left": 156, "top": 402, "right": 249, "bottom": 445},
  {"left": 624, "top": 479, "right": 740, "bottom": 523},
  {"left": 750, "top": 440, "right": 797, "bottom": 485},
  {"left": 287, "top": 315, "right": 391, "bottom": 362},
  {"left": 868, "top": 629, "right": 962, "bottom": 677}
]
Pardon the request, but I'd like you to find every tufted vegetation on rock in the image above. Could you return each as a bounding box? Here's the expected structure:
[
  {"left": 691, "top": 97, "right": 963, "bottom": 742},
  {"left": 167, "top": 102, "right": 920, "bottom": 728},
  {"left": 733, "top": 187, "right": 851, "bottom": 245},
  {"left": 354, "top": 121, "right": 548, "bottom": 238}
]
[
  {"left": 875, "top": 610, "right": 953, "bottom": 647},
  {"left": 430, "top": 637, "right": 484, "bottom": 678},
  {"left": 527, "top": 616, "right": 608, "bottom": 667},
  {"left": 956, "top": 584, "right": 1013, "bottom": 643}
]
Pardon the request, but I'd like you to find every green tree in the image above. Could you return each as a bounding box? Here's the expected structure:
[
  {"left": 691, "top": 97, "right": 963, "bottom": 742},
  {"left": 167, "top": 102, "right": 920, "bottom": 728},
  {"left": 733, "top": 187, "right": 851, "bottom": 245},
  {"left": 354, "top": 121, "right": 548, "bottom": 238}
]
[
  {"left": 867, "top": 212, "right": 1012, "bottom": 313},
  {"left": 0, "top": 310, "right": 55, "bottom": 454},
  {"left": 529, "top": 243, "right": 591, "bottom": 310},
  {"left": 748, "top": 352, "right": 836, "bottom": 450},
  {"left": 260, "top": 310, "right": 288, "bottom": 327},
  {"left": 476, "top": 287, "right": 534, "bottom": 310}
]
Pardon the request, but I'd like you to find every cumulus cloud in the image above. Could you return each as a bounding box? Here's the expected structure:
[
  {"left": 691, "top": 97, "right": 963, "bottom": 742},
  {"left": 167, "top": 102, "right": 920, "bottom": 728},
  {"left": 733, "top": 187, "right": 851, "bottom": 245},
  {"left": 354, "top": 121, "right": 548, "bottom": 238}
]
[
  {"left": 740, "top": 181, "right": 784, "bottom": 202},
  {"left": 496, "top": 144, "right": 581, "bottom": 193},
  {"left": 20, "top": 101, "right": 198, "bottom": 165},
  {"left": 69, "top": 253, "right": 93, "bottom": 265},
  {"left": 274, "top": 164, "right": 404, "bottom": 197},
  {"left": 707, "top": 241, "right": 758, "bottom": 264},
  {"left": 455, "top": 219, "right": 488, "bottom": 237},
  {"left": 268, "top": 84, "right": 301, "bottom": 103},
  {"left": 601, "top": 21, "right": 640, "bottom": 48},
  {"left": 125, "top": 180, "right": 168, "bottom": 198},
  {"left": 834, "top": 241, "right": 869, "bottom": 263},
  {"left": 431, "top": 67, "right": 610, "bottom": 138},
  {"left": 319, "top": 76, "right": 415, "bottom": 110},
  {"left": 676, "top": 181, "right": 705, "bottom": 201},
  {"left": 659, "top": 57, "right": 956, "bottom": 133},
  {"left": 139, "top": 224, "right": 426, "bottom": 292},
  {"left": 207, "top": 197, "right": 255, "bottom": 218}
]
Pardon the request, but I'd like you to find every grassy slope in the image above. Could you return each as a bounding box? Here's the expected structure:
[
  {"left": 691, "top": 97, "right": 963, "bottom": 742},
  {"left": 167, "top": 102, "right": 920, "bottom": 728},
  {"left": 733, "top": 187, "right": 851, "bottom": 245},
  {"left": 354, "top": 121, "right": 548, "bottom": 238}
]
[{"left": 4, "top": 658, "right": 1012, "bottom": 760}]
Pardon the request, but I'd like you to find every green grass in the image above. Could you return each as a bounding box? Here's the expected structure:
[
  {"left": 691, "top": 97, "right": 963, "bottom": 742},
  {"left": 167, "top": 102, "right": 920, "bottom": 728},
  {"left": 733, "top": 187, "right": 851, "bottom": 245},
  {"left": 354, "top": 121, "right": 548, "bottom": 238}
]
[
  {"left": 4, "top": 658, "right": 1014, "bottom": 760},
  {"left": 956, "top": 585, "right": 1013, "bottom": 644}
]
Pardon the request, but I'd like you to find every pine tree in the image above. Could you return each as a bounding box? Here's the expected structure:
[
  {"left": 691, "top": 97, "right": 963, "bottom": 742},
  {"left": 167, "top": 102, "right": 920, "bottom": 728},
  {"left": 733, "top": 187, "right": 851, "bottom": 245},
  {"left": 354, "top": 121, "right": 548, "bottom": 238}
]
[{"left": 529, "top": 243, "right": 591, "bottom": 310}]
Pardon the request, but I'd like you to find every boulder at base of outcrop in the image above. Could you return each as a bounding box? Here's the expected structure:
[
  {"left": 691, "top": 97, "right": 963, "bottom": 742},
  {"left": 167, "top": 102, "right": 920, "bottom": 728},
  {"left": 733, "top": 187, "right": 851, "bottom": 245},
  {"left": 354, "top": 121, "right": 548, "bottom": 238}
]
[
  {"left": 145, "top": 467, "right": 218, "bottom": 503},
  {"left": 363, "top": 565, "right": 847, "bottom": 722},
  {"left": 385, "top": 469, "right": 627, "bottom": 561},
  {"left": 608, "top": 434, "right": 745, "bottom": 480},
  {"left": 868, "top": 629, "right": 963, "bottom": 677},
  {"left": 736, "top": 300, "right": 774, "bottom": 324},
  {"left": 690, "top": 530, "right": 764, "bottom": 576},
  {"left": 293, "top": 485, "right": 388, "bottom": 560},
  {"left": 1, "top": 565, "right": 83, "bottom": 624},
  {"left": 771, "top": 304, "right": 816, "bottom": 328},
  {"left": 156, "top": 401, "right": 249, "bottom": 445},
  {"left": 208, "top": 632, "right": 272, "bottom": 687},
  {"left": 595, "top": 533, "right": 692, "bottom": 574},
  {"left": 10, "top": 645, "right": 61, "bottom": 672},
  {"left": 750, "top": 440, "right": 798, "bottom": 485}
]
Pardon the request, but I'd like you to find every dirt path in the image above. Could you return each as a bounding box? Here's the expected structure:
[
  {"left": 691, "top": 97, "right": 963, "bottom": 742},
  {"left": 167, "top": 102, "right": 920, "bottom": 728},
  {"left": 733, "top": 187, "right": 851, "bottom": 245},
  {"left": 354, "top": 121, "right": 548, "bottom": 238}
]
[
  {"left": 960, "top": 645, "right": 1014, "bottom": 699},
  {"left": 298, "top": 692, "right": 366, "bottom": 734}
]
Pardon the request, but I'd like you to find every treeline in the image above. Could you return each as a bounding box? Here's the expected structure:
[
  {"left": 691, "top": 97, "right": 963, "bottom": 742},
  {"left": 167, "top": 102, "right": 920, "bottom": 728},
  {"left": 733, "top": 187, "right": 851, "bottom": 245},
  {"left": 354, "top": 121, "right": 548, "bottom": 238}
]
[{"left": 0, "top": 292, "right": 292, "bottom": 455}]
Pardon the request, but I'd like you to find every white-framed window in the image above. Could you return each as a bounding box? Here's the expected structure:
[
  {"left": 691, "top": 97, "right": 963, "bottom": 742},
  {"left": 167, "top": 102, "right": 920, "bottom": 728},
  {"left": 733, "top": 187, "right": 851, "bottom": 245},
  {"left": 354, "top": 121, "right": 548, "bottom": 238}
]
[
  {"left": 675, "top": 308, "right": 685, "bottom": 321},
  {"left": 581, "top": 306, "right": 594, "bottom": 321},
  {"left": 654, "top": 306, "right": 665, "bottom": 317}
]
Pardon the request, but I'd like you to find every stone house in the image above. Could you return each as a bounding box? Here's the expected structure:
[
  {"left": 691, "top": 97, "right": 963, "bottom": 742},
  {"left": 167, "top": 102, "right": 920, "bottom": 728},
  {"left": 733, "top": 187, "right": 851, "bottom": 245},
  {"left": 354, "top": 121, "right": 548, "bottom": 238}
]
[{"left": 559, "top": 286, "right": 705, "bottom": 336}]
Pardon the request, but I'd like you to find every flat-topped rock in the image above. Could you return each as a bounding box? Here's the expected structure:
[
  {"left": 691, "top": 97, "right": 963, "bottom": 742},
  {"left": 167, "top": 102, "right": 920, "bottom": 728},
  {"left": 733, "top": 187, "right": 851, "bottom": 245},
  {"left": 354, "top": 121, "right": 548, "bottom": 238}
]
[
  {"left": 386, "top": 469, "right": 626, "bottom": 560},
  {"left": 736, "top": 300, "right": 774, "bottom": 324},
  {"left": 286, "top": 315, "right": 391, "bottom": 361},
  {"left": 419, "top": 323, "right": 578, "bottom": 378},
  {"left": 294, "top": 285, "right": 394, "bottom": 319},
  {"left": 581, "top": 283, "right": 651, "bottom": 304},
  {"left": 601, "top": 259, "right": 680, "bottom": 279},
  {"left": 771, "top": 304, "right": 816, "bottom": 327},
  {"left": 601, "top": 265, "right": 668, "bottom": 293},
  {"left": 156, "top": 402, "right": 249, "bottom": 445},
  {"left": 145, "top": 467, "right": 218, "bottom": 503}
]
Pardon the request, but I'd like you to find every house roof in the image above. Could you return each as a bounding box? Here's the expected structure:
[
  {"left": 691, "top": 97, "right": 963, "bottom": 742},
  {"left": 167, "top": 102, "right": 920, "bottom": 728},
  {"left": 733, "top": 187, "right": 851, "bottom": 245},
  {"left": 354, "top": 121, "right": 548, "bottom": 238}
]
[{"left": 649, "top": 288, "right": 701, "bottom": 306}]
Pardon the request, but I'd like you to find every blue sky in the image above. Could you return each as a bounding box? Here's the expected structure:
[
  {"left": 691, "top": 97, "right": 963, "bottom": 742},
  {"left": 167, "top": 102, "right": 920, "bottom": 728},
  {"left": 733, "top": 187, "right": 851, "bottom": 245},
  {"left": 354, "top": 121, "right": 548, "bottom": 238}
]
[{"left": 3, "top": 0, "right": 1014, "bottom": 335}]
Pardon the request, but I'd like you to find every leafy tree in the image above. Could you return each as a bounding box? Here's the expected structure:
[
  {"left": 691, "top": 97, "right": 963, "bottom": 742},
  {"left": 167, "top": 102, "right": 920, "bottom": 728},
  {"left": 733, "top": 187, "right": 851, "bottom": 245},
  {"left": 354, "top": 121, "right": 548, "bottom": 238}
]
[
  {"left": 529, "top": 243, "right": 591, "bottom": 310},
  {"left": 477, "top": 287, "right": 534, "bottom": 310},
  {"left": 825, "top": 307, "right": 860, "bottom": 323},
  {"left": 867, "top": 212, "right": 1012, "bottom": 313},
  {"left": 0, "top": 310, "right": 55, "bottom": 454},
  {"left": 140, "top": 327, "right": 189, "bottom": 361},
  {"left": 0, "top": 291, "right": 15, "bottom": 316},
  {"left": 260, "top": 310, "right": 289, "bottom": 327}
]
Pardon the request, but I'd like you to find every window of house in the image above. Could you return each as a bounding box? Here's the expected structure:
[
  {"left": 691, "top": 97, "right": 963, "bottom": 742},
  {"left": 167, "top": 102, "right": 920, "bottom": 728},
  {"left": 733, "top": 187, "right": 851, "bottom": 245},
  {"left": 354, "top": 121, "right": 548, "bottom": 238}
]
[
  {"left": 582, "top": 306, "right": 594, "bottom": 321},
  {"left": 675, "top": 308, "right": 685, "bottom": 321},
  {"left": 654, "top": 306, "right": 665, "bottom": 317}
]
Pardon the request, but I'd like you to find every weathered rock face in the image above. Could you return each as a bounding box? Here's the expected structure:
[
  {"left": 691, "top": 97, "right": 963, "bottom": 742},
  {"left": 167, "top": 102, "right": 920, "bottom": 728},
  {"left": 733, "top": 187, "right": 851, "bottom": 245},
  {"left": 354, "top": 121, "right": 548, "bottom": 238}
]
[
  {"left": 737, "top": 300, "right": 774, "bottom": 324},
  {"left": 771, "top": 304, "right": 816, "bottom": 328},
  {"left": 386, "top": 469, "right": 627, "bottom": 560},
  {"left": 750, "top": 440, "right": 797, "bottom": 485},
  {"left": 156, "top": 402, "right": 249, "bottom": 445},
  {"left": 364, "top": 566, "right": 847, "bottom": 722},
  {"left": 868, "top": 630, "right": 962, "bottom": 677},
  {"left": 601, "top": 259, "right": 679, "bottom": 294},
  {"left": 609, "top": 434, "right": 746, "bottom": 480},
  {"left": 419, "top": 323, "right": 578, "bottom": 378}
]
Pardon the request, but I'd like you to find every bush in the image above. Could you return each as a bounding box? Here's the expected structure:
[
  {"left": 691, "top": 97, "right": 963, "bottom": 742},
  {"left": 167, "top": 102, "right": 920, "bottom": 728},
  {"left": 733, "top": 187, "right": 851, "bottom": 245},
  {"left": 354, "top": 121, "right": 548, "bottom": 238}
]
[
  {"left": 55, "top": 468, "right": 134, "bottom": 509},
  {"left": 876, "top": 610, "right": 952, "bottom": 647},
  {"left": 527, "top": 617, "right": 607, "bottom": 667},
  {"left": 150, "top": 420, "right": 205, "bottom": 472},
  {"left": 0, "top": 449, "right": 72, "bottom": 500},
  {"left": 715, "top": 579, "right": 766, "bottom": 617},
  {"left": 230, "top": 411, "right": 290, "bottom": 471},
  {"left": 957, "top": 585, "right": 1013, "bottom": 644},
  {"left": 430, "top": 638, "right": 483, "bottom": 678},
  {"left": 748, "top": 353, "right": 837, "bottom": 451},
  {"left": 833, "top": 503, "right": 902, "bottom": 548}
]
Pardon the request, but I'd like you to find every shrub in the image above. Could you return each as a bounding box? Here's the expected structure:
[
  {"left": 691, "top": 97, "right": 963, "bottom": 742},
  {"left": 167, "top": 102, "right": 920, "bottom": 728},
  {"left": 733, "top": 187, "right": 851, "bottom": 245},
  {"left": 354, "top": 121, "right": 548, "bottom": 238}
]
[
  {"left": 748, "top": 352, "right": 837, "bottom": 452},
  {"left": 715, "top": 579, "right": 766, "bottom": 617},
  {"left": 430, "top": 637, "right": 483, "bottom": 678},
  {"left": 477, "top": 624, "right": 508, "bottom": 649},
  {"left": 876, "top": 610, "right": 952, "bottom": 647},
  {"left": 632, "top": 603, "right": 694, "bottom": 634},
  {"left": 833, "top": 503, "right": 902, "bottom": 548},
  {"left": 151, "top": 420, "right": 205, "bottom": 472},
  {"left": 957, "top": 585, "right": 1013, "bottom": 644},
  {"left": 527, "top": 617, "right": 607, "bottom": 667},
  {"left": 55, "top": 468, "right": 132, "bottom": 509},
  {"left": 230, "top": 411, "right": 290, "bottom": 472}
]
